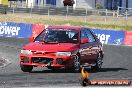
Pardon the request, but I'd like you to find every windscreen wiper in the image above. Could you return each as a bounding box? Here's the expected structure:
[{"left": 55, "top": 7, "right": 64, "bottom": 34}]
[{"left": 43, "top": 40, "right": 59, "bottom": 44}]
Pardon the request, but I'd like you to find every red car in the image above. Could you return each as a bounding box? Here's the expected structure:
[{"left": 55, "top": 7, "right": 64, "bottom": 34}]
[{"left": 20, "top": 26, "right": 104, "bottom": 72}]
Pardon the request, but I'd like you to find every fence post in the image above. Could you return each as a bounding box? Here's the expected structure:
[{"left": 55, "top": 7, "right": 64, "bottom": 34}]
[
  {"left": 10, "top": 1, "right": 11, "bottom": 7},
  {"left": 26, "top": 1, "right": 28, "bottom": 8},
  {"left": 105, "top": 9, "right": 107, "bottom": 23},
  {"left": 16, "top": 0, "right": 17, "bottom": 8},
  {"left": 117, "top": 6, "right": 120, "bottom": 18},
  {"left": 125, "top": 10, "right": 128, "bottom": 27},
  {"left": 48, "top": 7, "right": 50, "bottom": 17},
  {"left": 66, "top": 5, "right": 69, "bottom": 18},
  {"left": 13, "top": 7, "right": 14, "bottom": 14},
  {"left": 21, "top": 0, "right": 23, "bottom": 8},
  {"left": 125, "top": 10, "right": 128, "bottom": 20}
]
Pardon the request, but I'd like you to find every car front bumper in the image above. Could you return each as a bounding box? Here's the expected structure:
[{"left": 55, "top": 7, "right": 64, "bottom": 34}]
[{"left": 20, "top": 54, "right": 74, "bottom": 68}]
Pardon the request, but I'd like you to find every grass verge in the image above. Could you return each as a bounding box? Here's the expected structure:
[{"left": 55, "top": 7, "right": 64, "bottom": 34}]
[{"left": 0, "top": 14, "right": 132, "bottom": 31}]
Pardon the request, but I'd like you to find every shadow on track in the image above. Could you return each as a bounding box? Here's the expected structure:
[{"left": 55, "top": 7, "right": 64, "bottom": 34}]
[
  {"left": 99, "top": 68, "right": 128, "bottom": 72},
  {"left": 30, "top": 68, "right": 128, "bottom": 73},
  {"left": 30, "top": 69, "right": 80, "bottom": 73}
]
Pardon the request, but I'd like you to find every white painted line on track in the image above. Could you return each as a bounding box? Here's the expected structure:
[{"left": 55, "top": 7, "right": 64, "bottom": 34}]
[
  {"left": 0, "top": 57, "right": 11, "bottom": 68},
  {"left": 12, "top": 86, "right": 132, "bottom": 88},
  {"left": 104, "top": 44, "right": 132, "bottom": 47}
]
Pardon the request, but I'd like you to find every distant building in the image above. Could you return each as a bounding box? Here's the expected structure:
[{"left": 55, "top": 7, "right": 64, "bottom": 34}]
[
  {"left": 102, "top": 0, "right": 132, "bottom": 9},
  {"left": 75, "top": 0, "right": 96, "bottom": 9},
  {"left": 25, "top": 0, "right": 132, "bottom": 9},
  {"left": 25, "top": 0, "right": 96, "bottom": 9},
  {"left": 122, "top": 0, "right": 132, "bottom": 8}
]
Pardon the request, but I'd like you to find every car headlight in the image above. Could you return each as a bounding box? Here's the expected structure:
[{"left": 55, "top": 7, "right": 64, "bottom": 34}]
[
  {"left": 21, "top": 50, "right": 32, "bottom": 54},
  {"left": 56, "top": 52, "right": 71, "bottom": 56}
]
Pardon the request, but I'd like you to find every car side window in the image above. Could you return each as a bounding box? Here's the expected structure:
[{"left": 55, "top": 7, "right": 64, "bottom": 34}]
[
  {"left": 84, "top": 29, "right": 96, "bottom": 42},
  {"left": 80, "top": 29, "right": 88, "bottom": 40}
]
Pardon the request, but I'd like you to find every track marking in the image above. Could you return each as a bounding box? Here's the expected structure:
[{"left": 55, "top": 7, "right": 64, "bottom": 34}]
[{"left": 0, "top": 57, "right": 11, "bottom": 68}]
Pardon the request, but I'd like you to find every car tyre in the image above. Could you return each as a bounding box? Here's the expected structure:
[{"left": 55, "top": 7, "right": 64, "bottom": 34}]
[
  {"left": 73, "top": 54, "right": 81, "bottom": 72},
  {"left": 91, "top": 53, "right": 103, "bottom": 72},
  {"left": 20, "top": 65, "right": 33, "bottom": 72}
]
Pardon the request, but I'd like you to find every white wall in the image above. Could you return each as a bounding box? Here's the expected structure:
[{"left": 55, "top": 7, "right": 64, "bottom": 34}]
[
  {"left": 38, "top": 0, "right": 43, "bottom": 7},
  {"left": 103, "top": 0, "right": 107, "bottom": 8},
  {"left": 26, "top": 0, "right": 46, "bottom": 8},
  {"left": 76, "top": 0, "right": 95, "bottom": 9},
  {"left": 128, "top": 0, "right": 132, "bottom": 8},
  {"left": 73, "top": 0, "right": 77, "bottom": 9},
  {"left": 122, "top": 0, "right": 126, "bottom": 8},
  {"left": 91, "top": 0, "right": 96, "bottom": 9},
  {"left": 97, "top": 0, "right": 106, "bottom": 9},
  {"left": 87, "top": 0, "right": 95, "bottom": 9},
  {"left": 56, "top": 0, "right": 64, "bottom": 8},
  {"left": 26, "top": 0, "right": 33, "bottom": 7},
  {"left": 26, "top": 0, "right": 96, "bottom": 9}
]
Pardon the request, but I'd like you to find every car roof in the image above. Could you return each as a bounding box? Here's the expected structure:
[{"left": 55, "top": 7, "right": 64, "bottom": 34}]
[{"left": 47, "top": 26, "right": 81, "bottom": 31}]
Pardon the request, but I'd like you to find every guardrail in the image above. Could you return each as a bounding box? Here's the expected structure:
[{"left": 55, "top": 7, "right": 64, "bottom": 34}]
[
  {"left": 0, "top": 4, "right": 8, "bottom": 14},
  {"left": 1, "top": 5, "right": 131, "bottom": 24},
  {"left": 117, "top": 6, "right": 132, "bottom": 17},
  {"left": 5, "top": 6, "right": 117, "bottom": 17}
]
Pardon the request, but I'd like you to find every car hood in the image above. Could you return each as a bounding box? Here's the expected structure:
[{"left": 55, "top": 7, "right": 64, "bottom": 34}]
[{"left": 23, "top": 42, "right": 79, "bottom": 52}]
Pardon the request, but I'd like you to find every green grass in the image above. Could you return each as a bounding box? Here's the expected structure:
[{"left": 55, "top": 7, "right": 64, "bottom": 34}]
[
  {"left": 40, "top": 19, "right": 132, "bottom": 31},
  {"left": 0, "top": 14, "right": 132, "bottom": 31}
]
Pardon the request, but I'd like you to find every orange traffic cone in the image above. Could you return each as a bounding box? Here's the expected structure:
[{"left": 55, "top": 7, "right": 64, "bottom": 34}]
[{"left": 80, "top": 67, "right": 91, "bottom": 86}]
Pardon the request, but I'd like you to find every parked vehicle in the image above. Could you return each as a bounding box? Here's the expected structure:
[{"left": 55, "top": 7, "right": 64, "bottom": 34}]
[
  {"left": 63, "top": 0, "right": 74, "bottom": 6},
  {"left": 20, "top": 26, "right": 104, "bottom": 72}
]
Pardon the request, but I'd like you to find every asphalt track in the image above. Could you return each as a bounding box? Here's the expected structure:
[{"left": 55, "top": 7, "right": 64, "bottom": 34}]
[{"left": 0, "top": 36, "right": 132, "bottom": 88}]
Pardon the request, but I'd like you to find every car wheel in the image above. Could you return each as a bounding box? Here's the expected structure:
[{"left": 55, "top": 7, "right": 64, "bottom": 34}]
[
  {"left": 20, "top": 65, "right": 33, "bottom": 72},
  {"left": 91, "top": 53, "right": 103, "bottom": 71},
  {"left": 73, "top": 54, "right": 81, "bottom": 72}
]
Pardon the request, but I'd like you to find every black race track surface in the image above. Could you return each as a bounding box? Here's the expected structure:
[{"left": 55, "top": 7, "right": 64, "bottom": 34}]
[{"left": 0, "top": 36, "right": 132, "bottom": 87}]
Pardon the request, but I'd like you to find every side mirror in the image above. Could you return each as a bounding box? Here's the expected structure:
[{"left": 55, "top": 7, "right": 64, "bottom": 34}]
[
  {"left": 28, "top": 36, "right": 34, "bottom": 42},
  {"left": 81, "top": 39, "right": 89, "bottom": 44}
]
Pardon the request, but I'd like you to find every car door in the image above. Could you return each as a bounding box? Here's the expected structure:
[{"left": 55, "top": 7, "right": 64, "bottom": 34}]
[
  {"left": 80, "top": 29, "right": 93, "bottom": 64},
  {"left": 84, "top": 28, "right": 100, "bottom": 63}
]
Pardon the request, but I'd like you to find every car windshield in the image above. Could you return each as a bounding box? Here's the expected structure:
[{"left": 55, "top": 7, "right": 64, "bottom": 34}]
[{"left": 35, "top": 29, "right": 79, "bottom": 44}]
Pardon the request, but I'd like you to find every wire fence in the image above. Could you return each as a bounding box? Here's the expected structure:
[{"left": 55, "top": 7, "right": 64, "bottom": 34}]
[
  {"left": 117, "top": 6, "right": 132, "bottom": 17},
  {"left": 0, "top": 1, "right": 132, "bottom": 25}
]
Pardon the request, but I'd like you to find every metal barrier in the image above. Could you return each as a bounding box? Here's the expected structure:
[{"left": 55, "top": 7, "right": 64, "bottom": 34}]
[
  {"left": 0, "top": 2, "right": 131, "bottom": 25},
  {"left": 0, "top": 4, "right": 8, "bottom": 14},
  {"left": 6, "top": 6, "right": 117, "bottom": 17},
  {"left": 6, "top": 1, "right": 132, "bottom": 18},
  {"left": 117, "top": 6, "right": 132, "bottom": 17}
]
